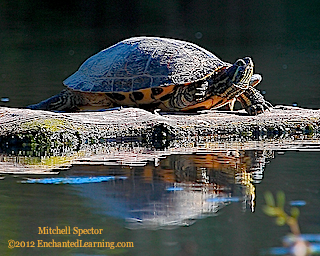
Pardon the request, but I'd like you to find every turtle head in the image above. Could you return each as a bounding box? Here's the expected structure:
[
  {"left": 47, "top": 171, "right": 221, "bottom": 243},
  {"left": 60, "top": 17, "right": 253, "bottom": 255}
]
[{"left": 226, "top": 57, "right": 254, "bottom": 89}]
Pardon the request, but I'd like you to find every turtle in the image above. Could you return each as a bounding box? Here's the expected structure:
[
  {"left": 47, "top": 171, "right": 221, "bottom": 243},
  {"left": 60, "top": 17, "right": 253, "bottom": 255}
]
[{"left": 27, "top": 37, "right": 272, "bottom": 115}]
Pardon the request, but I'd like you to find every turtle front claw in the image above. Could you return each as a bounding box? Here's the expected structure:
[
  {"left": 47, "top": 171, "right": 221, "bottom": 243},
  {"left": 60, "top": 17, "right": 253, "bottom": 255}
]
[
  {"left": 246, "top": 100, "right": 273, "bottom": 115},
  {"left": 237, "top": 87, "right": 273, "bottom": 115}
]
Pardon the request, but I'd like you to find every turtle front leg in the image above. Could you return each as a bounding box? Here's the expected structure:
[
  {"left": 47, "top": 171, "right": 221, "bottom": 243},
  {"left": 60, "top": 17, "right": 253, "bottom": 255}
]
[
  {"left": 237, "top": 87, "right": 273, "bottom": 115},
  {"left": 194, "top": 81, "right": 209, "bottom": 102}
]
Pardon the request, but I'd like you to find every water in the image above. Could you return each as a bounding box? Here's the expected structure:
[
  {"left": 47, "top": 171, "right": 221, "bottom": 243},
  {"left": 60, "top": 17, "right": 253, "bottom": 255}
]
[{"left": 1, "top": 149, "right": 320, "bottom": 255}]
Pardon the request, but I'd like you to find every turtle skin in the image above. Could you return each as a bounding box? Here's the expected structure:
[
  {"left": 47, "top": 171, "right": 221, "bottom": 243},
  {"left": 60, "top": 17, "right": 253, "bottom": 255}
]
[{"left": 27, "top": 37, "right": 272, "bottom": 114}]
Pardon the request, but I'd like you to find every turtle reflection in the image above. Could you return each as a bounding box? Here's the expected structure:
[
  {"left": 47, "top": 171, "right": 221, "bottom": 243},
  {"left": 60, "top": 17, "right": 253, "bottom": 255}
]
[{"left": 72, "top": 150, "right": 274, "bottom": 228}]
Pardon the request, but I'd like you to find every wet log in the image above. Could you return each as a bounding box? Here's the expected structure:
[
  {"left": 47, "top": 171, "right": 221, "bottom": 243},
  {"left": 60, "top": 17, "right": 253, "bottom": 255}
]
[{"left": 0, "top": 106, "right": 320, "bottom": 155}]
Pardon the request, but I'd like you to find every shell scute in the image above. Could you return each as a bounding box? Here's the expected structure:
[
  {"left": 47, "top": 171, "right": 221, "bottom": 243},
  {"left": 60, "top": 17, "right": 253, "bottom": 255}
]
[
  {"left": 72, "top": 82, "right": 88, "bottom": 91},
  {"left": 146, "top": 58, "right": 170, "bottom": 77},
  {"left": 132, "top": 76, "right": 152, "bottom": 90},
  {"left": 113, "top": 79, "right": 132, "bottom": 92},
  {"left": 90, "top": 80, "right": 113, "bottom": 92},
  {"left": 64, "top": 37, "right": 225, "bottom": 93},
  {"left": 151, "top": 76, "right": 172, "bottom": 88}
]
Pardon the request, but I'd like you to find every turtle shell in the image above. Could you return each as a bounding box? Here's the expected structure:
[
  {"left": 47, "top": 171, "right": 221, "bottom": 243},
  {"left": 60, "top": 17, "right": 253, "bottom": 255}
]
[{"left": 64, "top": 37, "right": 226, "bottom": 93}]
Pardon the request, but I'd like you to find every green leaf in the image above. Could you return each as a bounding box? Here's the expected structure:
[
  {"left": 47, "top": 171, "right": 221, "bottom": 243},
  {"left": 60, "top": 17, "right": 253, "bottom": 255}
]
[
  {"left": 262, "top": 205, "right": 278, "bottom": 217},
  {"left": 276, "top": 191, "right": 285, "bottom": 210},
  {"left": 264, "top": 191, "right": 275, "bottom": 207},
  {"left": 290, "top": 207, "right": 300, "bottom": 219},
  {"left": 276, "top": 216, "right": 286, "bottom": 226}
]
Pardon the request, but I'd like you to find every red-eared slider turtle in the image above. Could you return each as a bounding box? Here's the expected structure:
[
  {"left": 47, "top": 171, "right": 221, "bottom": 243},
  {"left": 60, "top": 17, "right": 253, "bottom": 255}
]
[{"left": 27, "top": 37, "right": 272, "bottom": 115}]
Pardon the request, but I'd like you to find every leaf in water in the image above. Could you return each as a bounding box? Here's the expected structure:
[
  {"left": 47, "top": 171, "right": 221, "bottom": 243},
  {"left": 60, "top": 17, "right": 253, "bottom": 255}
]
[
  {"left": 276, "top": 191, "right": 285, "bottom": 210},
  {"left": 290, "top": 207, "right": 300, "bottom": 219},
  {"left": 276, "top": 216, "right": 286, "bottom": 226},
  {"left": 262, "top": 205, "right": 278, "bottom": 217},
  {"left": 264, "top": 191, "right": 276, "bottom": 207}
]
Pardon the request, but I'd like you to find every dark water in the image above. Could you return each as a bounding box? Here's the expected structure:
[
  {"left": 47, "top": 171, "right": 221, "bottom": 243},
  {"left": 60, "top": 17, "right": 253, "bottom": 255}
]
[
  {"left": 1, "top": 1, "right": 320, "bottom": 109},
  {"left": 1, "top": 1, "right": 320, "bottom": 255},
  {"left": 1, "top": 31, "right": 320, "bottom": 110},
  {"left": 1, "top": 149, "right": 320, "bottom": 255}
]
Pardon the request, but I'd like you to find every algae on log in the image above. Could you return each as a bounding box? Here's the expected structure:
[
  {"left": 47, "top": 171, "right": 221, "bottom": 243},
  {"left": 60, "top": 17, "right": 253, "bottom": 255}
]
[{"left": 0, "top": 106, "right": 320, "bottom": 156}]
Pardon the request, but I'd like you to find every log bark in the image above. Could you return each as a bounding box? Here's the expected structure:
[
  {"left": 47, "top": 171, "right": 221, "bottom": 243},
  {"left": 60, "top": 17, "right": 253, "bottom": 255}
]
[{"left": 0, "top": 105, "right": 320, "bottom": 155}]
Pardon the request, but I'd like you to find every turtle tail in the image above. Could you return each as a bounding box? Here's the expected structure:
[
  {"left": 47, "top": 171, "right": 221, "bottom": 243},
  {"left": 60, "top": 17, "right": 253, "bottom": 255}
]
[{"left": 26, "top": 89, "right": 83, "bottom": 111}]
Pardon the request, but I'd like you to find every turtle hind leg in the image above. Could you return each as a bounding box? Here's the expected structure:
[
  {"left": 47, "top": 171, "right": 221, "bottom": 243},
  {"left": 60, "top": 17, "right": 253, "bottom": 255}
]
[
  {"left": 27, "top": 89, "right": 86, "bottom": 112},
  {"left": 237, "top": 87, "right": 273, "bottom": 115}
]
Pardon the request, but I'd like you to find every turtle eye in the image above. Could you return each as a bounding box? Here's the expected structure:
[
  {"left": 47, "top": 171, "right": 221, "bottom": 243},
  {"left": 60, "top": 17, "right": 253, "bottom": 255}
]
[{"left": 236, "top": 59, "right": 246, "bottom": 67}]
